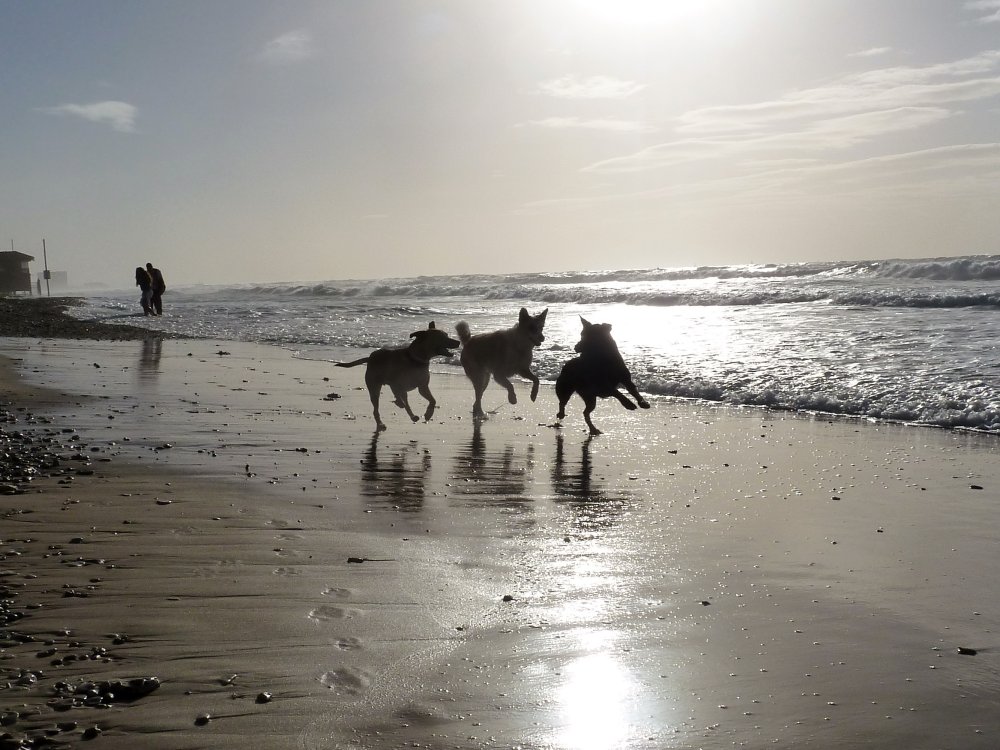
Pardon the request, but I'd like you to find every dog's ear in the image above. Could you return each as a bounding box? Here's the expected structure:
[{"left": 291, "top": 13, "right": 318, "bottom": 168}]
[
  {"left": 518, "top": 307, "right": 529, "bottom": 323},
  {"left": 580, "top": 316, "right": 591, "bottom": 329},
  {"left": 428, "top": 321, "right": 436, "bottom": 330},
  {"left": 538, "top": 308, "right": 548, "bottom": 323}
]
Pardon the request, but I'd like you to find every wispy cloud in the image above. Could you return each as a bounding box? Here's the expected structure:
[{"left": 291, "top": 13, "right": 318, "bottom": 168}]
[
  {"left": 675, "top": 51, "right": 1000, "bottom": 135},
  {"left": 523, "top": 117, "right": 654, "bottom": 133},
  {"left": 585, "top": 107, "right": 955, "bottom": 173},
  {"left": 538, "top": 75, "right": 645, "bottom": 99},
  {"left": 40, "top": 101, "right": 137, "bottom": 132},
  {"left": 965, "top": 0, "right": 1000, "bottom": 23},
  {"left": 850, "top": 46, "right": 893, "bottom": 58},
  {"left": 572, "top": 50, "right": 1000, "bottom": 176},
  {"left": 259, "top": 30, "right": 315, "bottom": 64},
  {"left": 524, "top": 50, "right": 1000, "bottom": 216},
  {"left": 521, "top": 143, "right": 1000, "bottom": 214}
]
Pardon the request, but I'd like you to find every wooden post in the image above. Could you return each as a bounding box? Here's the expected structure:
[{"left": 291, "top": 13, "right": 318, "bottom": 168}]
[{"left": 42, "top": 238, "right": 51, "bottom": 297}]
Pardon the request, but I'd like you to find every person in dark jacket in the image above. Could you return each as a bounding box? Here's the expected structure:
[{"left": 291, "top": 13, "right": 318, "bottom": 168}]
[
  {"left": 146, "top": 262, "right": 166, "bottom": 315},
  {"left": 135, "top": 266, "right": 153, "bottom": 316}
]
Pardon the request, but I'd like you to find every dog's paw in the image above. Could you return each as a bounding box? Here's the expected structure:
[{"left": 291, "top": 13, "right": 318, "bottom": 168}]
[
  {"left": 639, "top": 400, "right": 650, "bottom": 409},
  {"left": 624, "top": 401, "right": 638, "bottom": 411},
  {"left": 410, "top": 414, "right": 420, "bottom": 423}
]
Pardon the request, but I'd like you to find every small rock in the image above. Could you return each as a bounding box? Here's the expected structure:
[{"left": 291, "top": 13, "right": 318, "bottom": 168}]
[
  {"left": 255, "top": 692, "right": 273, "bottom": 704},
  {"left": 195, "top": 713, "right": 211, "bottom": 726},
  {"left": 970, "top": 484, "right": 984, "bottom": 490},
  {"left": 502, "top": 594, "right": 515, "bottom": 603},
  {"left": 958, "top": 647, "right": 978, "bottom": 656}
]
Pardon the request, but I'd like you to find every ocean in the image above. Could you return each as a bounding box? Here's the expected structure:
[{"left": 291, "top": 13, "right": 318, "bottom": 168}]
[{"left": 67, "top": 254, "right": 1000, "bottom": 433}]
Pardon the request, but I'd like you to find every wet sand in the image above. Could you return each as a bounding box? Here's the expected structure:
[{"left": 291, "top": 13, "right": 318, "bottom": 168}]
[{"left": 2, "top": 334, "right": 999, "bottom": 749}]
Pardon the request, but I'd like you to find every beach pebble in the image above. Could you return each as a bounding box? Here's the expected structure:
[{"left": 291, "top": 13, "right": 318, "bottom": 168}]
[
  {"left": 970, "top": 484, "right": 983, "bottom": 490},
  {"left": 82, "top": 725, "right": 102, "bottom": 739},
  {"left": 502, "top": 594, "right": 515, "bottom": 602},
  {"left": 255, "top": 692, "right": 273, "bottom": 704},
  {"left": 195, "top": 713, "right": 212, "bottom": 726},
  {"left": 958, "top": 647, "right": 978, "bottom": 655}
]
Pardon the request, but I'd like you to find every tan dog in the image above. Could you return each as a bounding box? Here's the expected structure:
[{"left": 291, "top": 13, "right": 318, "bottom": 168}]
[
  {"left": 556, "top": 317, "right": 650, "bottom": 435},
  {"left": 336, "top": 321, "right": 460, "bottom": 430},
  {"left": 455, "top": 307, "right": 548, "bottom": 419}
]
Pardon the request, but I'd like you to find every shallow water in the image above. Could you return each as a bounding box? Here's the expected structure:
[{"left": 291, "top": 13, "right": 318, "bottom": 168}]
[{"left": 68, "top": 254, "right": 1000, "bottom": 432}]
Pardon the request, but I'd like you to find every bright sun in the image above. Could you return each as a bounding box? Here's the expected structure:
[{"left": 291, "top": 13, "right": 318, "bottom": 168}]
[{"left": 572, "top": 0, "right": 753, "bottom": 39}]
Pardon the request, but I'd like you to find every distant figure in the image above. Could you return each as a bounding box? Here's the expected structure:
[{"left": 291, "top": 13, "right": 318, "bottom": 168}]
[
  {"left": 135, "top": 266, "right": 153, "bottom": 316},
  {"left": 146, "top": 262, "right": 166, "bottom": 316}
]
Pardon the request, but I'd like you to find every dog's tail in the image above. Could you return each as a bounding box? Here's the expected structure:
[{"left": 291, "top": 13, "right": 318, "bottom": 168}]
[
  {"left": 455, "top": 321, "right": 472, "bottom": 344},
  {"left": 335, "top": 357, "right": 369, "bottom": 368}
]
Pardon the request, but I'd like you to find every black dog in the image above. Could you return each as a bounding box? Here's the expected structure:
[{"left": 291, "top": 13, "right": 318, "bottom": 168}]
[
  {"left": 555, "top": 317, "right": 650, "bottom": 435},
  {"left": 336, "top": 321, "right": 460, "bottom": 430}
]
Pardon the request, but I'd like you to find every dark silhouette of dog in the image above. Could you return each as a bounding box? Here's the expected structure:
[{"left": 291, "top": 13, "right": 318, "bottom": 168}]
[
  {"left": 336, "top": 321, "right": 460, "bottom": 430},
  {"left": 455, "top": 307, "right": 548, "bottom": 419},
  {"left": 555, "top": 317, "right": 650, "bottom": 435}
]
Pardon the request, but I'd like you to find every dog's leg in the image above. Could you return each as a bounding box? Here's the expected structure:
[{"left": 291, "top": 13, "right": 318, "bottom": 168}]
[
  {"left": 623, "top": 378, "right": 650, "bottom": 409},
  {"left": 555, "top": 374, "right": 572, "bottom": 420},
  {"left": 611, "top": 389, "right": 638, "bottom": 411},
  {"left": 471, "top": 371, "right": 490, "bottom": 418},
  {"left": 390, "top": 385, "right": 420, "bottom": 423},
  {"left": 582, "top": 395, "right": 602, "bottom": 436},
  {"left": 366, "top": 380, "right": 386, "bottom": 431},
  {"left": 418, "top": 384, "right": 436, "bottom": 422},
  {"left": 516, "top": 366, "right": 540, "bottom": 402},
  {"left": 493, "top": 374, "right": 518, "bottom": 405}
]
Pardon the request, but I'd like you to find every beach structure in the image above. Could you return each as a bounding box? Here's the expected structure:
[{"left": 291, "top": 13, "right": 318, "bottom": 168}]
[{"left": 0, "top": 251, "right": 34, "bottom": 294}]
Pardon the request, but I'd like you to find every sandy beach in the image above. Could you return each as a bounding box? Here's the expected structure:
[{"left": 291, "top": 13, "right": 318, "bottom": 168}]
[{"left": 2, "top": 326, "right": 999, "bottom": 749}]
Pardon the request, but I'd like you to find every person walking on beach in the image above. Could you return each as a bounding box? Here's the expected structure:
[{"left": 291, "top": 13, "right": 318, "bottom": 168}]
[
  {"left": 135, "top": 266, "right": 153, "bottom": 316},
  {"left": 146, "top": 262, "right": 166, "bottom": 316}
]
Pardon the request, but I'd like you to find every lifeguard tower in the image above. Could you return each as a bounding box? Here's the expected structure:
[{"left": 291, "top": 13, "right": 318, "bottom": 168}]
[{"left": 0, "top": 251, "right": 34, "bottom": 294}]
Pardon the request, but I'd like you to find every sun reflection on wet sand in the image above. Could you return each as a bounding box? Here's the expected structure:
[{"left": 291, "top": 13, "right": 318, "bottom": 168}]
[{"left": 556, "top": 650, "right": 633, "bottom": 750}]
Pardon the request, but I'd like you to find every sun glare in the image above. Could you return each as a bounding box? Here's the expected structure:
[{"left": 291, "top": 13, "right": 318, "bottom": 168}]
[{"left": 569, "top": 0, "right": 754, "bottom": 42}]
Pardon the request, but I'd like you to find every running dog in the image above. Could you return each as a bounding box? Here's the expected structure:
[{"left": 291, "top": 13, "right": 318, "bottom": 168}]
[
  {"left": 336, "top": 321, "right": 460, "bottom": 430},
  {"left": 556, "top": 317, "right": 650, "bottom": 435},
  {"left": 455, "top": 308, "right": 548, "bottom": 419}
]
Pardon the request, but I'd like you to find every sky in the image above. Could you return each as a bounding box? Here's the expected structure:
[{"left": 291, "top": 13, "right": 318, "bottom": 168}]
[{"left": 3, "top": 0, "right": 1000, "bottom": 287}]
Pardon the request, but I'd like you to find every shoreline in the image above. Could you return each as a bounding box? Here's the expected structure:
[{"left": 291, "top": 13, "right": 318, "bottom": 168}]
[
  {"left": 2, "top": 329, "right": 1000, "bottom": 748},
  {"left": 0, "top": 297, "right": 174, "bottom": 342}
]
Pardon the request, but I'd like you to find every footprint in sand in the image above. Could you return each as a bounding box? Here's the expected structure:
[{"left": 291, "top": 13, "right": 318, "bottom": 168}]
[
  {"left": 192, "top": 560, "right": 242, "bottom": 578},
  {"left": 395, "top": 703, "right": 450, "bottom": 726},
  {"left": 322, "top": 587, "right": 353, "bottom": 599},
  {"left": 319, "top": 668, "right": 370, "bottom": 696},
  {"left": 333, "top": 637, "right": 362, "bottom": 651},
  {"left": 272, "top": 566, "right": 300, "bottom": 576},
  {"left": 308, "top": 604, "right": 359, "bottom": 621}
]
